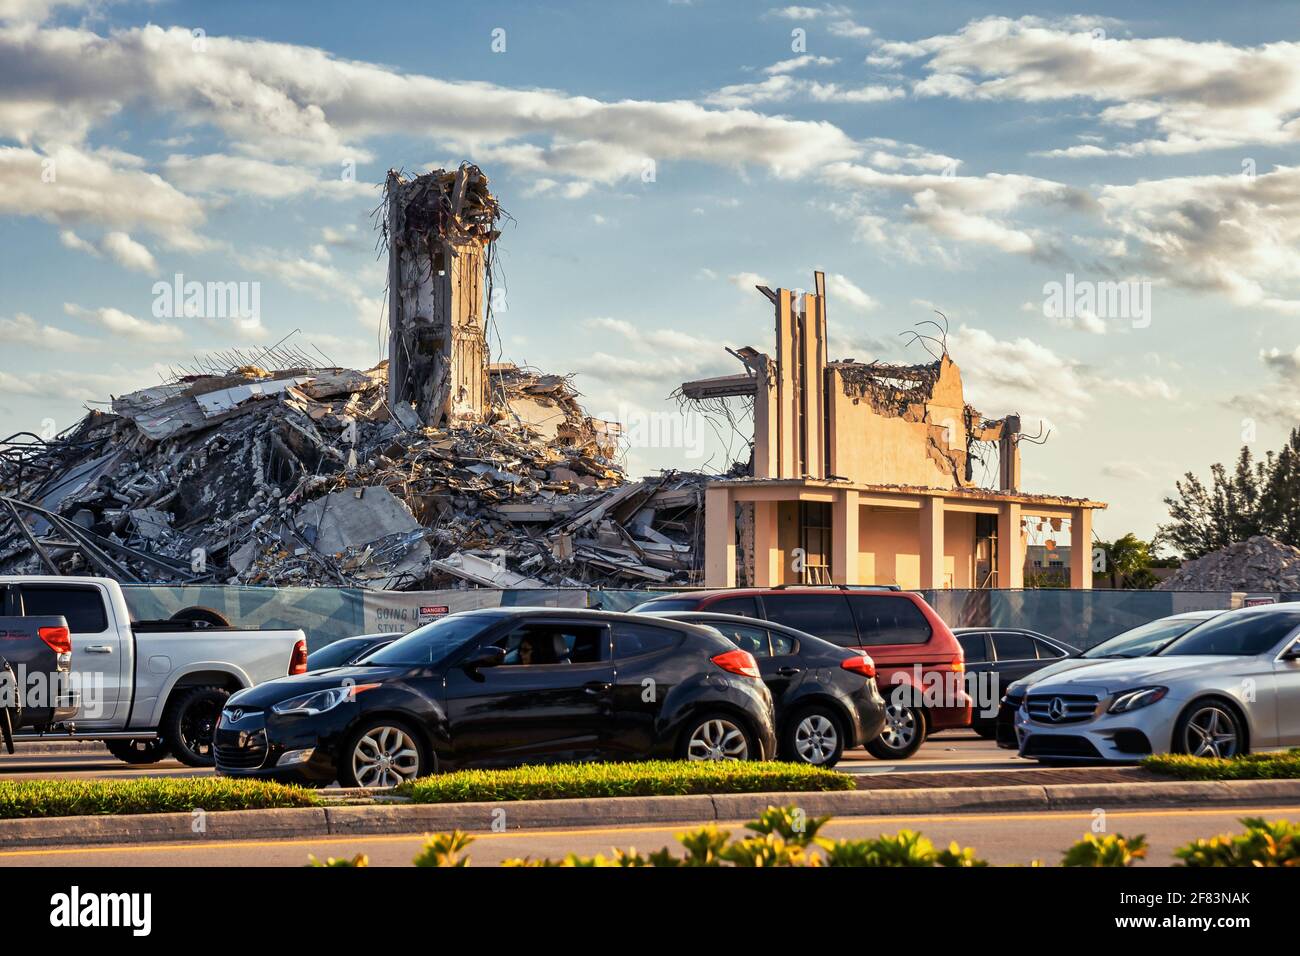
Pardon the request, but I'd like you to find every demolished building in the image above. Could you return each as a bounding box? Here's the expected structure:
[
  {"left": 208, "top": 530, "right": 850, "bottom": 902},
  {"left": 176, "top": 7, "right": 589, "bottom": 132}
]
[{"left": 680, "top": 272, "right": 1107, "bottom": 590}]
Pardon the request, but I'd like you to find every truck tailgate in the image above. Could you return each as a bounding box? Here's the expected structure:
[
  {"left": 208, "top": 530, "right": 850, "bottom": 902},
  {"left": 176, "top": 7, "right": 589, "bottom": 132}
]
[{"left": 0, "top": 614, "right": 73, "bottom": 731}]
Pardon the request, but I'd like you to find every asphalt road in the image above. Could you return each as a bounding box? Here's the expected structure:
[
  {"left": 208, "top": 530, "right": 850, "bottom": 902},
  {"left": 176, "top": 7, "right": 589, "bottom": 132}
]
[
  {"left": 0, "top": 731, "right": 1019, "bottom": 782},
  {"left": 4, "top": 804, "right": 1293, "bottom": 867}
]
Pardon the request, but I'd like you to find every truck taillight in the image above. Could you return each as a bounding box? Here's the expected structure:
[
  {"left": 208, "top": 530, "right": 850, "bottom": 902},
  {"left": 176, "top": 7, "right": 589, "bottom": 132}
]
[
  {"left": 289, "top": 639, "right": 308, "bottom": 675},
  {"left": 38, "top": 625, "right": 71, "bottom": 655},
  {"left": 710, "top": 649, "right": 761, "bottom": 679},
  {"left": 840, "top": 654, "right": 876, "bottom": 679}
]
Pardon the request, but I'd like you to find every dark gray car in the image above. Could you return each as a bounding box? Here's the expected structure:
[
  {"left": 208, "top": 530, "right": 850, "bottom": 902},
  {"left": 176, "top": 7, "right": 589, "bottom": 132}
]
[{"left": 953, "top": 628, "right": 1078, "bottom": 738}]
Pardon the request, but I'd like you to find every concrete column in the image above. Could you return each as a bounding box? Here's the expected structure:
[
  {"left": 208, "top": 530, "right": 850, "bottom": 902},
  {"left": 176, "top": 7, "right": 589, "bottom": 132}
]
[
  {"left": 831, "top": 489, "right": 860, "bottom": 584},
  {"left": 752, "top": 363, "right": 779, "bottom": 479},
  {"left": 1070, "top": 506, "right": 1093, "bottom": 589},
  {"left": 704, "top": 485, "right": 736, "bottom": 588},
  {"left": 775, "top": 289, "right": 797, "bottom": 478},
  {"left": 753, "top": 500, "right": 781, "bottom": 586},
  {"left": 919, "top": 497, "right": 946, "bottom": 588},
  {"left": 997, "top": 501, "right": 1023, "bottom": 589}
]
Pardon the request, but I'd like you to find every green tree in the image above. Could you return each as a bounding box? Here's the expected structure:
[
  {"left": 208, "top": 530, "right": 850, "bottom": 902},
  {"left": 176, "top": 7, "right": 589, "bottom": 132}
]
[
  {"left": 1096, "top": 533, "right": 1159, "bottom": 589},
  {"left": 1157, "top": 431, "right": 1300, "bottom": 559}
]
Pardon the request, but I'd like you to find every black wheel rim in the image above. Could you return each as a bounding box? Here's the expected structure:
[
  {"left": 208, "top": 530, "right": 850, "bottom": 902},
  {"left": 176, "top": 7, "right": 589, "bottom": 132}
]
[{"left": 180, "top": 700, "right": 219, "bottom": 756}]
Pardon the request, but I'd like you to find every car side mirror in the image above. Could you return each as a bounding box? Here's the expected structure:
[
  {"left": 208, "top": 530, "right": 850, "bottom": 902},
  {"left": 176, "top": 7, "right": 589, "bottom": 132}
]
[
  {"left": 463, "top": 645, "right": 507, "bottom": 670},
  {"left": 1282, "top": 640, "right": 1300, "bottom": 662}
]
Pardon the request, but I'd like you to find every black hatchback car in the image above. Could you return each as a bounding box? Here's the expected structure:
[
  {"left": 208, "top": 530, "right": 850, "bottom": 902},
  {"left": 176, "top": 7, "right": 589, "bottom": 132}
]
[
  {"left": 643, "top": 611, "right": 886, "bottom": 767},
  {"left": 214, "top": 608, "right": 777, "bottom": 786},
  {"left": 305, "top": 632, "right": 403, "bottom": 671}
]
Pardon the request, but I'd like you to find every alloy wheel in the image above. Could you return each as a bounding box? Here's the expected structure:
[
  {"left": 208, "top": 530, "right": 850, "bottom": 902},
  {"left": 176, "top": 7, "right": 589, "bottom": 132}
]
[
  {"left": 793, "top": 714, "right": 839, "bottom": 765},
  {"left": 351, "top": 726, "right": 421, "bottom": 787},
  {"left": 879, "top": 702, "right": 919, "bottom": 751},
  {"left": 179, "top": 699, "right": 219, "bottom": 759},
  {"left": 1183, "top": 706, "right": 1240, "bottom": 758},
  {"left": 686, "top": 718, "right": 749, "bottom": 761}
]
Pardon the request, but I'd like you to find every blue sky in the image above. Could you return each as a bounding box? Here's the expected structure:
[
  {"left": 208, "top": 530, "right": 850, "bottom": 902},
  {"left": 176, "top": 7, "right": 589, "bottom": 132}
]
[{"left": 2, "top": 1, "right": 1299, "bottom": 548}]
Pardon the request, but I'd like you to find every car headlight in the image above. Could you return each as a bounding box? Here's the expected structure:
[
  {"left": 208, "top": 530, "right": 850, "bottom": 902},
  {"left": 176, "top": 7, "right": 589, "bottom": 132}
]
[
  {"left": 1108, "top": 686, "right": 1168, "bottom": 714},
  {"left": 271, "top": 683, "right": 379, "bottom": 716}
]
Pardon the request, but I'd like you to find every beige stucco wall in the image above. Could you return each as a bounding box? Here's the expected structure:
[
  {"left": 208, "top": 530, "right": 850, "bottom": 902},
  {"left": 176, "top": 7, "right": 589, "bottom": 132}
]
[
  {"left": 856, "top": 505, "right": 976, "bottom": 589},
  {"left": 826, "top": 356, "right": 971, "bottom": 490}
]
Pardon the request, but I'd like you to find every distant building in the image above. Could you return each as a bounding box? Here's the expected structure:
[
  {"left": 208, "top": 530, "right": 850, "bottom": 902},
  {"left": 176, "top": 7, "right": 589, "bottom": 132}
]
[{"left": 681, "top": 272, "right": 1106, "bottom": 589}]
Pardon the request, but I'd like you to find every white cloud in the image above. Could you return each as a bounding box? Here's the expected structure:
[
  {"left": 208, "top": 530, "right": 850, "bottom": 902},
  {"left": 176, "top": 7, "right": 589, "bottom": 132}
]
[
  {"left": 824, "top": 273, "right": 878, "bottom": 312},
  {"left": 764, "top": 55, "right": 838, "bottom": 75},
  {"left": 888, "top": 16, "right": 1300, "bottom": 157},
  {"left": 0, "top": 312, "right": 88, "bottom": 350},
  {"left": 162, "top": 153, "right": 373, "bottom": 200},
  {"left": 705, "top": 74, "right": 902, "bottom": 108},
  {"left": 100, "top": 231, "right": 157, "bottom": 273},
  {"left": 63, "top": 302, "right": 184, "bottom": 342},
  {"left": 0, "top": 145, "right": 205, "bottom": 250},
  {"left": 59, "top": 228, "right": 158, "bottom": 272},
  {"left": 0, "top": 23, "right": 860, "bottom": 190},
  {"left": 1098, "top": 165, "right": 1300, "bottom": 315}
]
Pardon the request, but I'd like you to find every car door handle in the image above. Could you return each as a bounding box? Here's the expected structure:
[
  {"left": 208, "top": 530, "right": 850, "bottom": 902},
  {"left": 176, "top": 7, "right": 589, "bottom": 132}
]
[
  {"left": 583, "top": 681, "right": 612, "bottom": 695},
  {"left": 84, "top": 645, "right": 114, "bottom": 654},
  {"left": 776, "top": 666, "right": 801, "bottom": 676}
]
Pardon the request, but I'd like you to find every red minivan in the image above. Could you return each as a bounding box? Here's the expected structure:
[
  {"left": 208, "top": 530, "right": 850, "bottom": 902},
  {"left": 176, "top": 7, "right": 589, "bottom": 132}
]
[{"left": 633, "top": 586, "right": 971, "bottom": 758}]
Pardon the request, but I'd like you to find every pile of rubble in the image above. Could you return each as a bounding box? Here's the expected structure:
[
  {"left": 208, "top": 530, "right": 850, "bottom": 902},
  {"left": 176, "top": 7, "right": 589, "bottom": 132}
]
[
  {"left": 1156, "top": 535, "right": 1300, "bottom": 592},
  {"left": 0, "top": 359, "right": 709, "bottom": 590}
]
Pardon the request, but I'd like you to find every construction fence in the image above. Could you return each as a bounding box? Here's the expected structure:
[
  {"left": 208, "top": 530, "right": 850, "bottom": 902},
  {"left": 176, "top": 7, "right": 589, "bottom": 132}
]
[{"left": 119, "top": 585, "right": 1294, "bottom": 653}]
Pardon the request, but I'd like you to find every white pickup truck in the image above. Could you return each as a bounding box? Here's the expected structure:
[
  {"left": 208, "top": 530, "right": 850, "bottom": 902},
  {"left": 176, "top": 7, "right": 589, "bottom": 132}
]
[{"left": 0, "top": 575, "right": 307, "bottom": 766}]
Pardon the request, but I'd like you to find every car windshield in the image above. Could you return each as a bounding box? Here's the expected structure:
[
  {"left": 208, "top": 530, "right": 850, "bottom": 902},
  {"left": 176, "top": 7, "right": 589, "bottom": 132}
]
[
  {"left": 1082, "top": 616, "right": 1210, "bottom": 659},
  {"left": 364, "top": 613, "right": 503, "bottom": 666},
  {"left": 1159, "top": 607, "right": 1300, "bottom": 657}
]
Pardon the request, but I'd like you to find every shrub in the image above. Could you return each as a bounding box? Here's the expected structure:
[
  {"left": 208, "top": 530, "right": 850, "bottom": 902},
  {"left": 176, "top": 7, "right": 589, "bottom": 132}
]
[
  {"left": 307, "top": 854, "right": 369, "bottom": 867},
  {"left": 413, "top": 831, "right": 474, "bottom": 867},
  {"left": 1175, "top": 817, "right": 1300, "bottom": 867},
  {"left": 1061, "top": 833, "right": 1148, "bottom": 867},
  {"left": 1143, "top": 750, "right": 1300, "bottom": 780},
  {"left": 0, "top": 777, "right": 319, "bottom": 818},
  {"left": 495, "top": 804, "right": 984, "bottom": 867},
  {"left": 396, "top": 760, "right": 854, "bottom": 804}
]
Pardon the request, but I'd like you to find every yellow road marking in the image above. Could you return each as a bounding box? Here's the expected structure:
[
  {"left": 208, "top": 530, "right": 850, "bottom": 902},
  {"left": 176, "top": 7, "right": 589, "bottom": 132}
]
[{"left": 1, "top": 804, "right": 1297, "bottom": 859}]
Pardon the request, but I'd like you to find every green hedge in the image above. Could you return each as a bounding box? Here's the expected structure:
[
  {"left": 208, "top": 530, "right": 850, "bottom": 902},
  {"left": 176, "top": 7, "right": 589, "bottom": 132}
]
[
  {"left": 397, "top": 760, "right": 855, "bottom": 804},
  {"left": 1143, "top": 749, "right": 1300, "bottom": 780},
  {"left": 0, "top": 778, "right": 320, "bottom": 819}
]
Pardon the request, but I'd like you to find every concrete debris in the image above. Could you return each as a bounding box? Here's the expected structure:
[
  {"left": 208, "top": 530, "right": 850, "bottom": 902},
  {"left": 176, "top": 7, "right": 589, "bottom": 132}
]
[
  {"left": 1156, "top": 535, "right": 1300, "bottom": 592},
  {"left": 0, "top": 360, "right": 710, "bottom": 590}
]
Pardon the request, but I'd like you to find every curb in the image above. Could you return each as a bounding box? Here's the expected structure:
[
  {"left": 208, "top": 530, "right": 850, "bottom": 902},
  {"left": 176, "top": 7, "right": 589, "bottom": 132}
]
[{"left": 2, "top": 778, "right": 1299, "bottom": 849}]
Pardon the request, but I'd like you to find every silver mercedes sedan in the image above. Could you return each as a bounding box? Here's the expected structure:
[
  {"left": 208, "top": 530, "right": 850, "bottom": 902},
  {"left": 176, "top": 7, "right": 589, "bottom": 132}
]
[{"left": 1014, "top": 603, "right": 1300, "bottom": 762}]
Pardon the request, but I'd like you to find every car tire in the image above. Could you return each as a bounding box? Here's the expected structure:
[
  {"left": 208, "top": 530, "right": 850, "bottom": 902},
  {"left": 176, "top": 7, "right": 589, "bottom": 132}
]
[
  {"left": 678, "top": 712, "right": 757, "bottom": 762},
  {"left": 339, "top": 717, "right": 430, "bottom": 788},
  {"left": 168, "top": 606, "right": 231, "bottom": 628},
  {"left": 781, "top": 705, "right": 846, "bottom": 767},
  {"left": 105, "top": 738, "right": 171, "bottom": 764},
  {"left": 971, "top": 719, "right": 997, "bottom": 740},
  {"left": 866, "top": 701, "right": 927, "bottom": 759},
  {"left": 161, "top": 685, "right": 230, "bottom": 767},
  {"left": 1172, "top": 698, "right": 1247, "bottom": 759}
]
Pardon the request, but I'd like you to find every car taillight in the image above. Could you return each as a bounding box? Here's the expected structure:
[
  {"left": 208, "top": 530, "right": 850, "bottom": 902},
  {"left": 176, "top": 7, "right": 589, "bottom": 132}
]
[
  {"left": 289, "top": 639, "right": 308, "bottom": 675},
  {"left": 952, "top": 658, "right": 965, "bottom": 672},
  {"left": 840, "top": 654, "right": 876, "bottom": 679},
  {"left": 38, "top": 625, "right": 71, "bottom": 655},
  {"left": 711, "top": 649, "right": 761, "bottom": 679}
]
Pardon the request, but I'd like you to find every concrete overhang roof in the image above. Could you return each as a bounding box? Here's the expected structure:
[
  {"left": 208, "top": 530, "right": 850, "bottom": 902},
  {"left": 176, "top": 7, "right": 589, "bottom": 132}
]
[{"left": 706, "top": 477, "right": 1107, "bottom": 510}]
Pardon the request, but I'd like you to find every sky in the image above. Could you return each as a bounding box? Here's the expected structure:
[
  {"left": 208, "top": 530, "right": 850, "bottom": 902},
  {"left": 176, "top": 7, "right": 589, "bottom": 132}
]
[{"left": 1, "top": 0, "right": 1299, "bottom": 550}]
